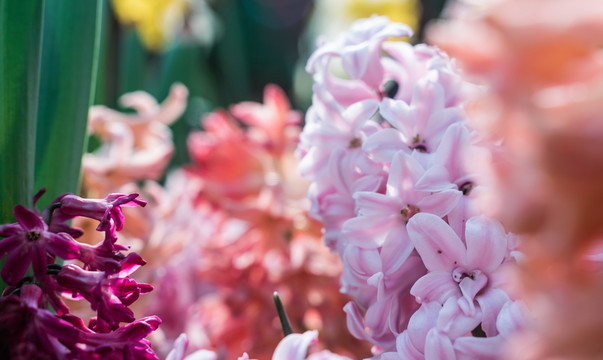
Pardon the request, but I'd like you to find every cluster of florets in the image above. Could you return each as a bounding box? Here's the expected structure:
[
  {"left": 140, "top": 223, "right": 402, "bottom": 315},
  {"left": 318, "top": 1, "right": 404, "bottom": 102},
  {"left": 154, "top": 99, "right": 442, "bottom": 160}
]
[
  {"left": 0, "top": 189, "right": 159, "bottom": 359},
  {"left": 298, "top": 16, "right": 524, "bottom": 358}
]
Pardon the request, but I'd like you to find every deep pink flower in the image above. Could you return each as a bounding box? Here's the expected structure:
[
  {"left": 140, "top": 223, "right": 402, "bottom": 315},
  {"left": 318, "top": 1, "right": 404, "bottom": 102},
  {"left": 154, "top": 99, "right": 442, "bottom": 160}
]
[
  {"left": 76, "top": 316, "right": 161, "bottom": 359},
  {"left": 53, "top": 193, "right": 147, "bottom": 239},
  {"left": 57, "top": 264, "right": 153, "bottom": 329},
  {"left": 78, "top": 241, "right": 146, "bottom": 273},
  {"left": 0, "top": 284, "right": 83, "bottom": 358},
  {"left": 0, "top": 205, "right": 80, "bottom": 284}
]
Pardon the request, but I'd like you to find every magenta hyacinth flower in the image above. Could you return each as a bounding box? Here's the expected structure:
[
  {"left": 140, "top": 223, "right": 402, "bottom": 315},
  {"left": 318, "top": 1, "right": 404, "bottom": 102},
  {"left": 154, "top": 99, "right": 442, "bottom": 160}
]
[
  {"left": 53, "top": 193, "right": 147, "bottom": 237},
  {"left": 57, "top": 264, "right": 153, "bottom": 330},
  {"left": 0, "top": 205, "right": 80, "bottom": 284},
  {"left": 0, "top": 284, "right": 83, "bottom": 358}
]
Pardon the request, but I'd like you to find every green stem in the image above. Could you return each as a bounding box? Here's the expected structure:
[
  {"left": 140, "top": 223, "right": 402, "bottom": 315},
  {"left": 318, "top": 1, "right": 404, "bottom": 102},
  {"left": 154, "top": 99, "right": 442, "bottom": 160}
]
[{"left": 273, "top": 291, "right": 293, "bottom": 337}]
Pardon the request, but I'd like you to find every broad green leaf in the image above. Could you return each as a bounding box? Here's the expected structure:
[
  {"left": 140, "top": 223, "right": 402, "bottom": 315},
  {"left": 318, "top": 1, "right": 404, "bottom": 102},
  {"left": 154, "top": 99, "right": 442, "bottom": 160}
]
[
  {"left": 0, "top": 0, "right": 45, "bottom": 294},
  {"left": 35, "top": 0, "right": 103, "bottom": 208},
  {"left": 0, "top": 1, "right": 44, "bottom": 220}
]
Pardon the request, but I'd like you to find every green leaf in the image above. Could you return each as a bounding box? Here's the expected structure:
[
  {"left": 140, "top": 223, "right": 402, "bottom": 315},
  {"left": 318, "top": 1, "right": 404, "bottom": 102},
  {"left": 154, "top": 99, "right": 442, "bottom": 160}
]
[
  {"left": 0, "top": 0, "right": 45, "bottom": 294},
  {"left": 0, "top": 1, "right": 45, "bottom": 220},
  {"left": 34, "top": 0, "right": 103, "bottom": 208}
]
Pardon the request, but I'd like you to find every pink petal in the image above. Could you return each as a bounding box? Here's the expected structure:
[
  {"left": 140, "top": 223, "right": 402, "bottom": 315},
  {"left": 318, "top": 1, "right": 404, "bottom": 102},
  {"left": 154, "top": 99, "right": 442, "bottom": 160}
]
[
  {"left": 324, "top": 74, "right": 376, "bottom": 107},
  {"left": 496, "top": 301, "right": 526, "bottom": 338},
  {"left": 31, "top": 245, "right": 47, "bottom": 280},
  {"left": 0, "top": 235, "right": 21, "bottom": 257},
  {"left": 343, "top": 246, "right": 382, "bottom": 281},
  {"left": 344, "top": 302, "right": 372, "bottom": 342},
  {"left": 359, "top": 43, "right": 386, "bottom": 89},
  {"left": 411, "top": 272, "right": 459, "bottom": 304},
  {"left": 465, "top": 216, "right": 507, "bottom": 272},
  {"left": 362, "top": 128, "right": 408, "bottom": 163},
  {"left": 46, "top": 232, "right": 80, "bottom": 260},
  {"left": 14, "top": 205, "right": 45, "bottom": 232},
  {"left": 2, "top": 244, "right": 32, "bottom": 284},
  {"left": 341, "top": 43, "right": 372, "bottom": 80},
  {"left": 407, "top": 213, "right": 466, "bottom": 271},
  {"left": 425, "top": 329, "right": 456, "bottom": 360},
  {"left": 412, "top": 80, "right": 445, "bottom": 134},
  {"left": 343, "top": 99, "right": 379, "bottom": 132},
  {"left": 354, "top": 191, "right": 401, "bottom": 216},
  {"left": 342, "top": 214, "right": 400, "bottom": 248},
  {"left": 395, "top": 332, "right": 424, "bottom": 360},
  {"left": 416, "top": 189, "right": 462, "bottom": 218},
  {"left": 453, "top": 336, "right": 502, "bottom": 360},
  {"left": 476, "top": 288, "right": 510, "bottom": 337},
  {"left": 380, "top": 227, "right": 414, "bottom": 277},
  {"left": 407, "top": 302, "right": 441, "bottom": 352},
  {"left": 388, "top": 152, "right": 425, "bottom": 197},
  {"left": 437, "top": 297, "right": 482, "bottom": 339},
  {"left": 379, "top": 98, "right": 414, "bottom": 135},
  {"left": 415, "top": 165, "right": 454, "bottom": 192},
  {"left": 166, "top": 333, "right": 188, "bottom": 360}
]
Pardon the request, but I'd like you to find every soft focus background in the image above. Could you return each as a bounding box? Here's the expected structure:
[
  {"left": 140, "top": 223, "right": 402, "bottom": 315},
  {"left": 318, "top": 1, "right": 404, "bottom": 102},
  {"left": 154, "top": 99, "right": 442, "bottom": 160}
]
[{"left": 93, "top": 0, "right": 448, "bottom": 174}]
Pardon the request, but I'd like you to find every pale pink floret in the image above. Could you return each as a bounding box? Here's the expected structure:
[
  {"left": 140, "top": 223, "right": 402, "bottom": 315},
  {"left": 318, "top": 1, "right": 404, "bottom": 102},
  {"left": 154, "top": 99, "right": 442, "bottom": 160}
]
[
  {"left": 408, "top": 213, "right": 511, "bottom": 336},
  {"left": 363, "top": 79, "right": 465, "bottom": 164},
  {"left": 342, "top": 151, "right": 460, "bottom": 249},
  {"left": 307, "top": 15, "right": 413, "bottom": 88}
]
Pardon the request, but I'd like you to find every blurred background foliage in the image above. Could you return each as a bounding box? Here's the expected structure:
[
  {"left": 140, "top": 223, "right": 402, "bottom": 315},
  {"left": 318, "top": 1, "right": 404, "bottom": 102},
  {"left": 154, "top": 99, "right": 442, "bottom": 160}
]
[{"left": 95, "top": 0, "right": 449, "bottom": 174}]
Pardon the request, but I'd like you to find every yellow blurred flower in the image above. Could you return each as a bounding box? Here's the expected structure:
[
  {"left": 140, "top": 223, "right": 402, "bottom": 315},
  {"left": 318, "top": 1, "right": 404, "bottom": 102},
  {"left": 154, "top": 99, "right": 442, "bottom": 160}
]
[
  {"left": 308, "top": 0, "right": 421, "bottom": 41},
  {"left": 344, "top": 0, "right": 420, "bottom": 33},
  {"left": 112, "top": 0, "right": 190, "bottom": 51}
]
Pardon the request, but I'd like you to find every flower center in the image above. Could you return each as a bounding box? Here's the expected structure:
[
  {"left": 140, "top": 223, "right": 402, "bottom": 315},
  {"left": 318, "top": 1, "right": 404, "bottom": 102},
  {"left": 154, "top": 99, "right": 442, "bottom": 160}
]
[
  {"left": 349, "top": 138, "right": 362, "bottom": 148},
  {"left": 400, "top": 204, "right": 420, "bottom": 223},
  {"left": 452, "top": 268, "right": 475, "bottom": 282},
  {"left": 27, "top": 231, "right": 41, "bottom": 241},
  {"left": 409, "top": 134, "right": 428, "bottom": 153},
  {"left": 381, "top": 79, "right": 399, "bottom": 99},
  {"left": 459, "top": 181, "right": 474, "bottom": 196}
]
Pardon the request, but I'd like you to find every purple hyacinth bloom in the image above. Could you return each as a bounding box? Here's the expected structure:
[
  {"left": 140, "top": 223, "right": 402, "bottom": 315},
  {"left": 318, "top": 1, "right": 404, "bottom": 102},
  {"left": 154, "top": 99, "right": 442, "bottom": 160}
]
[
  {"left": 0, "top": 284, "right": 82, "bottom": 358},
  {"left": 0, "top": 205, "right": 80, "bottom": 284},
  {"left": 57, "top": 264, "right": 153, "bottom": 330},
  {"left": 53, "top": 193, "right": 147, "bottom": 237}
]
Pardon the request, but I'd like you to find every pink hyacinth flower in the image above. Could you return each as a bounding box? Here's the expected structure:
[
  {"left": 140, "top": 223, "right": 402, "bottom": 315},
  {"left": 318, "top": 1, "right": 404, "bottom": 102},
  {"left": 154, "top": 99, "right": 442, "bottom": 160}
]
[{"left": 408, "top": 213, "right": 511, "bottom": 337}]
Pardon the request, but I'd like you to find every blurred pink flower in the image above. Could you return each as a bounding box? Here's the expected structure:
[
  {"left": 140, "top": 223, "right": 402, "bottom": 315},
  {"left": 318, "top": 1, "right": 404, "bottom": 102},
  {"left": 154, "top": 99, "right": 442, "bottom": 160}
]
[
  {"left": 78, "top": 84, "right": 370, "bottom": 359},
  {"left": 427, "top": 0, "right": 603, "bottom": 358},
  {"left": 83, "top": 83, "right": 188, "bottom": 195}
]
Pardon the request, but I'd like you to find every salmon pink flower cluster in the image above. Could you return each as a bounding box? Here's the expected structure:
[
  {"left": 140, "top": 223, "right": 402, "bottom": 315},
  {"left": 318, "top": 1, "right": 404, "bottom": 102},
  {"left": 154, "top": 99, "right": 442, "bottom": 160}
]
[
  {"left": 74, "top": 84, "right": 369, "bottom": 359},
  {"left": 298, "top": 15, "right": 523, "bottom": 358},
  {"left": 0, "top": 189, "right": 159, "bottom": 359},
  {"left": 428, "top": 0, "right": 603, "bottom": 358}
]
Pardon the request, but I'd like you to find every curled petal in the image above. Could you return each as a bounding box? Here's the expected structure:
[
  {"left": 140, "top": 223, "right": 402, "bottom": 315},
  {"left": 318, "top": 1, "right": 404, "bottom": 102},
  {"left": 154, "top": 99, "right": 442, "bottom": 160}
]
[
  {"left": 272, "top": 330, "right": 318, "bottom": 360},
  {"left": 408, "top": 213, "right": 466, "bottom": 272}
]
